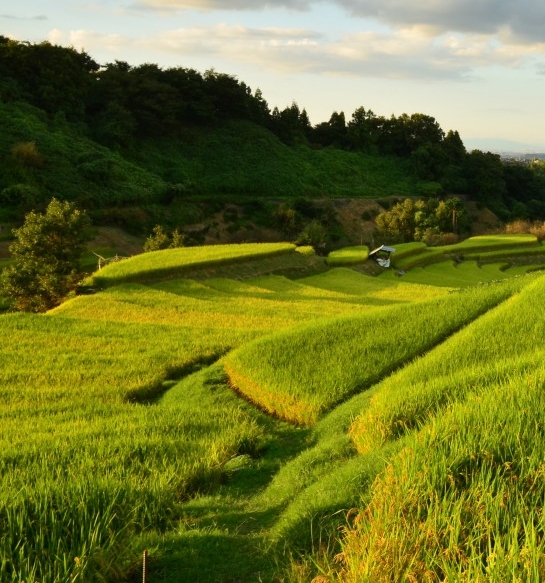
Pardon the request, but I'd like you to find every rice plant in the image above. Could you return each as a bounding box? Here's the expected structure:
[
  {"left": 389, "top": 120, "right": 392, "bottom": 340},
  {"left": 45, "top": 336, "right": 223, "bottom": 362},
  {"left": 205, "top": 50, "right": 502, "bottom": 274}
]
[
  {"left": 89, "top": 242, "right": 297, "bottom": 287},
  {"left": 0, "top": 312, "right": 262, "bottom": 581},
  {"left": 336, "top": 365, "right": 545, "bottom": 582},
  {"left": 224, "top": 279, "right": 518, "bottom": 425},
  {"left": 350, "top": 274, "right": 542, "bottom": 454},
  {"left": 4, "top": 241, "right": 544, "bottom": 582}
]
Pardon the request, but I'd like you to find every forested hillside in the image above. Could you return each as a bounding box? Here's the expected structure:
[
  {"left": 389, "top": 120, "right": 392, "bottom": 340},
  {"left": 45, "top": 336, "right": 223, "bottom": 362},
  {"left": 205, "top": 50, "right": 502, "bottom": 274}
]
[{"left": 2, "top": 36, "right": 545, "bottom": 234}]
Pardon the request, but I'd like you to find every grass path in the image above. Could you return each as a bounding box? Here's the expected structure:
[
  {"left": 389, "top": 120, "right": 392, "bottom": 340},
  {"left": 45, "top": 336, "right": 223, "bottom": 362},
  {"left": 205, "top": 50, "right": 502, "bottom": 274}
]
[
  {"left": 144, "top": 365, "right": 312, "bottom": 581},
  {"left": 145, "top": 366, "right": 383, "bottom": 582}
]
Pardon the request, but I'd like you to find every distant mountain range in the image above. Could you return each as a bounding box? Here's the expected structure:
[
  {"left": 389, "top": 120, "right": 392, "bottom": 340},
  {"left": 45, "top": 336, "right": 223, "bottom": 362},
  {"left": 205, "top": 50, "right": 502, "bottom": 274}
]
[{"left": 464, "top": 138, "right": 545, "bottom": 157}]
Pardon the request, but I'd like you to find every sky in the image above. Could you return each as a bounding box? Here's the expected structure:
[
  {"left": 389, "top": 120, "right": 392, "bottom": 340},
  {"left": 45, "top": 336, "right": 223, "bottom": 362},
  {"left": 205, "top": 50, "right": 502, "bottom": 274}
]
[{"left": 3, "top": 0, "right": 545, "bottom": 152}]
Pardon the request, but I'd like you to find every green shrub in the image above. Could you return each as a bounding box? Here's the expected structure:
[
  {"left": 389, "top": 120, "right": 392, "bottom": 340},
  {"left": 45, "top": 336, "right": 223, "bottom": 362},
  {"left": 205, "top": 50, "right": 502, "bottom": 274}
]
[{"left": 1, "top": 198, "right": 91, "bottom": 312}]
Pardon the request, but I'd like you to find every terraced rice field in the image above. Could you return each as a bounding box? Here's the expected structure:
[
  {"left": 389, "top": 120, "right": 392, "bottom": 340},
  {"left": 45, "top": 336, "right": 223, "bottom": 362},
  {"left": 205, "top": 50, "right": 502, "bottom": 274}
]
[{"left": 3, "top": 241, "right": 545, "bottom": 582}]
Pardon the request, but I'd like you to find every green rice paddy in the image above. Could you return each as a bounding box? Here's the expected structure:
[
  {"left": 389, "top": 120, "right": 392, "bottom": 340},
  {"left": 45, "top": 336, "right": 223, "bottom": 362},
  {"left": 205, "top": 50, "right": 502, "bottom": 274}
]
[{"left": 3, "top": 239, "right": 545, "bottom": 582}]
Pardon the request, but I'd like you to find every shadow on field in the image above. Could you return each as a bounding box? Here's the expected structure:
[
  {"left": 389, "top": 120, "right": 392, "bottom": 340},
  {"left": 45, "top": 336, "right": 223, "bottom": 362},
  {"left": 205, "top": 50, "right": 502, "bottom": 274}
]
[
  {"left": 144, "top": 375, "right": 313, "bottom": 582},
  {"left": 145, "top": 530, "right": 275, "bottom": 582}
]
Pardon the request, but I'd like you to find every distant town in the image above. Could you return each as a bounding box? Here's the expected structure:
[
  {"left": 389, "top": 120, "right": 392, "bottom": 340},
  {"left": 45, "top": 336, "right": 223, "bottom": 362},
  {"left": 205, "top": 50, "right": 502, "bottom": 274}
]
[{"left": 500, "top": 153, "right": 545, "bottom": 164}]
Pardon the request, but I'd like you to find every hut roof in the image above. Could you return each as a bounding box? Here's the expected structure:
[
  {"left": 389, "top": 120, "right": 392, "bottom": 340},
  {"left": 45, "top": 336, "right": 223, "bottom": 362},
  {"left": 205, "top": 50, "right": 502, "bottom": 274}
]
[{"left": 368, "top": 245, "right": 396, "bottom": 257}]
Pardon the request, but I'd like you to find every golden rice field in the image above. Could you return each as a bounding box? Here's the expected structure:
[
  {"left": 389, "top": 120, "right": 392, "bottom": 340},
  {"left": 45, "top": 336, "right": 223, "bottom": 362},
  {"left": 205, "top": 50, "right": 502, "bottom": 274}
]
[
  {"left": 223, "top": 279, "right": 523, "bottom": 425},
  {"left": 89, "top": 242, "right": 297, "bottom": 287}
]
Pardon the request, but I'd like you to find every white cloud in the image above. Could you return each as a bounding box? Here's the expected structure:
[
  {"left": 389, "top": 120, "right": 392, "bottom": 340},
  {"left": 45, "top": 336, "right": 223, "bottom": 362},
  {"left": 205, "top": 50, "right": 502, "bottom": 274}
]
[
  {"left": 48, "top": 19, "right": 545, "bottom": 81},
  {"left": 128, "top": 0, "right": 314, "bottom": 12},
  {"left": 120, "top": 0, "right": 545, "bottom": 72},
  {"left": 144, "top": 24, "right": 545, "bottom": 78},
  {"left": 129, "top": 0, "right": 545, "bottom": 47},
  {"left": 47, "top": 28, "right": 130, "bottom": 53}
]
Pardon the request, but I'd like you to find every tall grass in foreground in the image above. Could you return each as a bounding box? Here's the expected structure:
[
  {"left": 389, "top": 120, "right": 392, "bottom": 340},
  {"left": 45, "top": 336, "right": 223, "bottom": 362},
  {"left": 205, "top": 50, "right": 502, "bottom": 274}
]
[
  {"left": 0, "top": 314, "right": 262, "bottom": 581},
  {"left": 327, "top": 273, "right": 545, "bottom": 582},
  {"left": 2, "top": 266, "right": 447, "bottom": 581},
  {"left": 224, "top": 279, "right": 520, "bottom": 425},
  {"left": 336, "top": 368, "right": 545, "bottom": 582},
  {"left": 5, "top": 255, "right": 540, "bottom": 581}
]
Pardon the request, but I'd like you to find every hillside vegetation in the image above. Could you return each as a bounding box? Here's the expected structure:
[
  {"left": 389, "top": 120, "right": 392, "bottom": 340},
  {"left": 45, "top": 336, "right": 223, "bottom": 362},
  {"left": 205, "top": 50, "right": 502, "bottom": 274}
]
[
  {"left": 0, "top": 101, "right": 422, "bottom": 216},
  {"left": 2, "top": 238, "right": 545, "bottom": 581},
  {"left": 2, "top": 36, "right": 545, "bottom": 240}
]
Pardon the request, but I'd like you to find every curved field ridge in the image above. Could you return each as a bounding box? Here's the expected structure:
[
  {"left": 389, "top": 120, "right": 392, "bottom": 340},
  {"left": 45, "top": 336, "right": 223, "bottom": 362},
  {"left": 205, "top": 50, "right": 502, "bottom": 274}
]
[
  {"left": 90, "top": 242, "right": 297, "bottom": 287},
  {"left": 437, "top": 233, "right": 539, "bottom": 252},
  {"left": 350, "top": 274, "right": 542, "bottom": 455},
  {"left": 391, "top": 234, "right": 542, "bottom": 270},
  {"left": 224, "top": 280, "right": 521, "bottom": 426},
  {"left": 337, "top": 277, "right": 545, "bottom": 581}
]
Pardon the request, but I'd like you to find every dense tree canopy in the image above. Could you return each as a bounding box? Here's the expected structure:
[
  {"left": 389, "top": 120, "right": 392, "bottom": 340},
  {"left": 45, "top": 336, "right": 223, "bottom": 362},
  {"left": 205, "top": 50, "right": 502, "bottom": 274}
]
[
  {"left": 375, "top": 197, "right": 468, "bottom": 244},
  {"left": 0, "top": 36, "right": 99, "bottom": 119},
  {"left": 1, "top": 37, "right": 545, "bottom": 221}
]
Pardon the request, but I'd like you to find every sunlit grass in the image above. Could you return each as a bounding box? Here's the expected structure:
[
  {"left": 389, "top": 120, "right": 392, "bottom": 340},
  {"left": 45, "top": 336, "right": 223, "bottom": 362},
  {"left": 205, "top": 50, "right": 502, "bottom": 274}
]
[
  {"left": 224, "top": 281, "right": 516, "bottom": 425},
  {"left": 380, "top": 259, "right": 535, "bottom": 287},
  {"left": 464, "top": 244, "right": 545, "bottom": 261},
  {"left": 437, "top": 233, "right": 539, "bottom": 251},
  {"left": 0, "top": 314, "right": 262, "bottom": 581},
  {"left": 350, "top": 273, "right": 541, "bottom": 454},
  {"left": 5, "top": 239, "right": 545, "bottom": 582},
  {"left": 89, "top": 242, "right": 297, "bottom": 287},
  {"left": 300, "top": 267, "right": 447, "bottom": 302},
  {"left": 5, "top": 257, "right": 453, "bottom": 580},
  {"left": 326, "top": 246, "right": 369, "bottom": 266},
  {"left": 56, "top": 280, "right": 386, "bottom": 331},
  {"left": 338, "top": 361, "right": 545, "bottom": 582},
  {"left": 388, "top": 235, "right": 544, "bottom": 271},
  {"left": 390, "top": 248, "right": 444, "bottom": 270}
]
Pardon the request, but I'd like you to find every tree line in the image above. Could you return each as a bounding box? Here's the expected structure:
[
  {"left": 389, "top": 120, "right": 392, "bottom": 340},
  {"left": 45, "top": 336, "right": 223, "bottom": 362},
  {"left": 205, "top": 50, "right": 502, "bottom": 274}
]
[{"left": 1, "top": 37, "right": 545, "bottom": 219}]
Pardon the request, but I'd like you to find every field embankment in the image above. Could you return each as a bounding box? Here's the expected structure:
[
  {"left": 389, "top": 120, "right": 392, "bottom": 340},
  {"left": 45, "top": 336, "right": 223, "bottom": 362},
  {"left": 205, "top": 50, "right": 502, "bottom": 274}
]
[
  {"left": 87, "top": 242, "right": 299, "bottom": 287},
  {"left": 390, "top": 234, "right": 544, "bottom": 271}
]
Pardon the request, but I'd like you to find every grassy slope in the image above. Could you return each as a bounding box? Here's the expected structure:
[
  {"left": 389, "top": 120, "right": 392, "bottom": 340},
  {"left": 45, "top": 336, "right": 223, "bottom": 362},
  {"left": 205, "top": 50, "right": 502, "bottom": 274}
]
[
  {"left": 2, "top": 243, "right": 545, "bottom": 582},
  {"left": 336, "top": 273, "right": 545, "bottom": 581},
  {"left": 0, "top": 101, "right": 165, "bottom": 211}
]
